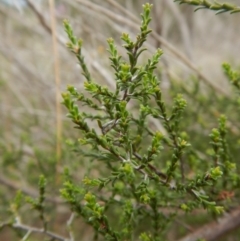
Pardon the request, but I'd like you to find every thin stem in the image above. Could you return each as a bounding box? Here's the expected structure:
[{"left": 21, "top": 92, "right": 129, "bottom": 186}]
[
  {"left": 48, "top": 0, "right": 62, "bottom": 184},
  {"left": 12, "top": 223, "right": 69, "bottom": 241},
  {"left": 67, "top": 213, "right": 75, "bottom": 241}
]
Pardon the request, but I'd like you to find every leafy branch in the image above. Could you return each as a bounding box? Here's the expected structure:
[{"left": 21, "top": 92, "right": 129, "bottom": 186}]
[{"left": 174, "top": 0, "right": 240, "bottom": 14}]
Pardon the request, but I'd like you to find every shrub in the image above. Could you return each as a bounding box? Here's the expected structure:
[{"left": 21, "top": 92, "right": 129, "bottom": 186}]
[{"left": 1, "top": 2, "right": 240, "bottom": 241}]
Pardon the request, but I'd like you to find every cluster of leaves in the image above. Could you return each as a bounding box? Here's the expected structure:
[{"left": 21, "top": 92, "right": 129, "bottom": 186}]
[{"left": 223, "top": 63, "right": 240, "bottom": 90}]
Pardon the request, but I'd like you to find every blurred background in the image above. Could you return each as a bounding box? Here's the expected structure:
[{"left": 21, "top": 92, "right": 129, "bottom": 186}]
[{"left": 0, "top": 0, "right": 240, "bottom": 240}]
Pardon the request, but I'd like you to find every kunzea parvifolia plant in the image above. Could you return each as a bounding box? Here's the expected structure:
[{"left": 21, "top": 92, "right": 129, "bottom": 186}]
[
  {"left": 2, "top": 2, "right": 240, "bottom": 241},
  {"left": 61, "top": 3, "right": 238, "bottom": 241}
]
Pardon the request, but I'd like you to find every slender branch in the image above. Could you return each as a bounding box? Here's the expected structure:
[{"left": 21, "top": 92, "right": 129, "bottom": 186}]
[
  {"left": 164, "top": 0, "right": 193, "bottom": 59},
  {"left": 1, "top": 218, "right": 68, "bottom": 240},
  {"left": 66, "top": 213, "right": 75, "bottom": 241},
  {"left": 26, "top": 0, "right": 65, "bottom": 45},
  {"left": 26, "top": 0, "right": 51, "bottom": 34},
  {"left": 133, "top": 152, "right": 167, "bottom": 181}
]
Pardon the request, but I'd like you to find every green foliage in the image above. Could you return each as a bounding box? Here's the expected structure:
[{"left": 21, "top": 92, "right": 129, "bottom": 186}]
[
  {"left": 60, "top": 3, "right": 239, "bottom": 241},
  {"left": 1, "top": 2, "right": 240, "bottom": 241}
]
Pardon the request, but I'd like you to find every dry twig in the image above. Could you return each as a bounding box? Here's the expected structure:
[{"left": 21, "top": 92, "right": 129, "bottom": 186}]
[{"left": 177, "top": 206, "right": 240, "bottom": 241}]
